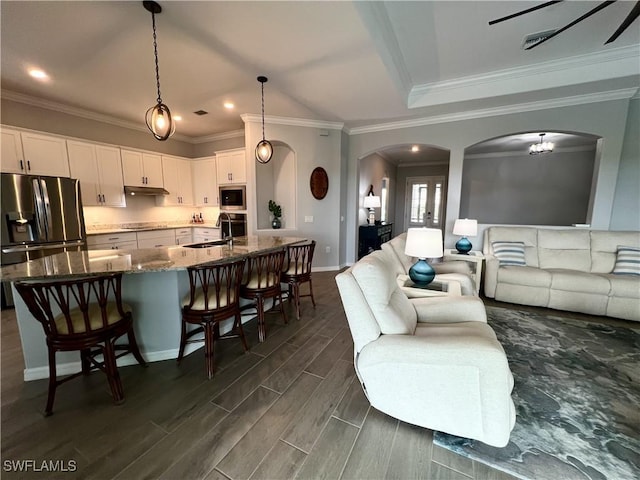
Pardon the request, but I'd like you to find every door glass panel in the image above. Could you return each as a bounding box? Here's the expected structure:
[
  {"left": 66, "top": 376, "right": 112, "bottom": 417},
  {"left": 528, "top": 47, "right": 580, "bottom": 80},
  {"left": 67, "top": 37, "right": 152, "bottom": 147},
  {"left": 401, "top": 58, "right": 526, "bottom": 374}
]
[
  {"left": 405, "top": 176, "right": 445, "bottom": 230},
  {"left": 410, "top": 183, "right": 428, "bottom": 223},
  {"left": 433, "top": 182, "right": 442, "bottom": 226}
]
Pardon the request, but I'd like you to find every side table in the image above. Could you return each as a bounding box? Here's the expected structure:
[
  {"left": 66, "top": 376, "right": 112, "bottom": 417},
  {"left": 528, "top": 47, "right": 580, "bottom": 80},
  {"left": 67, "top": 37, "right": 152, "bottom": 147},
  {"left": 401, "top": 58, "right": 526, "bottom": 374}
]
[
  {"left": 397, "top": 274, "right": 462, "bottom": 298},
  {"left": 443, "top": 249, "right": 485, "bottom": 295}
]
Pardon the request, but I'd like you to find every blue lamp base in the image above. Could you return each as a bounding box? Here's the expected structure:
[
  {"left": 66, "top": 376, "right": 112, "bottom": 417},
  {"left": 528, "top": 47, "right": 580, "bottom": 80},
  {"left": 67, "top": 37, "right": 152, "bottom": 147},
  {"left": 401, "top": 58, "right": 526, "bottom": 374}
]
[
  {"left": 455, "top": 236, "right": 472, "bottom": 254},
  {"left": 408, "top": 259, "right": 436, "bottom": 286}
]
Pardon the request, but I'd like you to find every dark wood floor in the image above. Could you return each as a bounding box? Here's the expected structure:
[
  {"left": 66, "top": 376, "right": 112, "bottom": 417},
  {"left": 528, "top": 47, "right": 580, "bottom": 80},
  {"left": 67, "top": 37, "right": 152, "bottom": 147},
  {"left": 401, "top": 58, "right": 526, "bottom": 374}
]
[{"left": 0, "top": 271, "right": 522, "bottom": 480}]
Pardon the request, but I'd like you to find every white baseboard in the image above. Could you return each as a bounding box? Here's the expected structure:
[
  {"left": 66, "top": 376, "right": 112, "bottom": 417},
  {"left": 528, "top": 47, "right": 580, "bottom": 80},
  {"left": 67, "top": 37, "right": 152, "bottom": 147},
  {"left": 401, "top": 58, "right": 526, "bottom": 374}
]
[
  {"left": 23, "top": 343, "right": 204, "bottom": 382},
  {"left": 311, "top": 266, "right": 341, "bottom": 272}
]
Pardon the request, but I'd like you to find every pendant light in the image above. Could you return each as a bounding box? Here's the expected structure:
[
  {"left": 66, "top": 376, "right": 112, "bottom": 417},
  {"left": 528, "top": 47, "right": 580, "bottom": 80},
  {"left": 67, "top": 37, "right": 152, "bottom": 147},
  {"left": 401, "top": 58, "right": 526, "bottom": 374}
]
[
  {"left": 529, "top": 133, "right": 554, "bottom": 155},
  {"left": 143, "top": 1, "right": 175, "bottom": 141},
  {"left": 255, "top": 76, "right": 273, "bottom": 164}
]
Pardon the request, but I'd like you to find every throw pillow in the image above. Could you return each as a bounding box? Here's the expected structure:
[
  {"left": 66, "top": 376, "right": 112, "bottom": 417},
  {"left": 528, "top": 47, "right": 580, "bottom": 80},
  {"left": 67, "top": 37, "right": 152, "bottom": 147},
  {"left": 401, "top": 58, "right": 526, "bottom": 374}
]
[
  {"left": 492, "top": 241, "right": 526, "bottom": 266},
  {"left": 612, "top": 246, "right": 640, "bottom": 276}
]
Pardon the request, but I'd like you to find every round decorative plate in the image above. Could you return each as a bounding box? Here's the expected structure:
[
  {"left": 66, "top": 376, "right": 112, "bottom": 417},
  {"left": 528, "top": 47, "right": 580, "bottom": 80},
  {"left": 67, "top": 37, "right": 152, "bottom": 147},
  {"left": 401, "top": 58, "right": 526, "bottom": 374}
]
[{"left": 310, "top": 167, "right": 329, "bottom": 200}]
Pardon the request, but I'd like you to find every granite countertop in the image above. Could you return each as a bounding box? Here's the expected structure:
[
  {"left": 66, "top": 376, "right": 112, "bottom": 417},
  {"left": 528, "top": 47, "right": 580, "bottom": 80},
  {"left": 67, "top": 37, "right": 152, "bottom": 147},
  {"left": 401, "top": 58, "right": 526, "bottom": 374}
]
[
  {"left": 0, "top": 236, "right": 305, "bottom": 282},
  {"left": 86, "top": 222, "right": 219, "bottom": 235}
]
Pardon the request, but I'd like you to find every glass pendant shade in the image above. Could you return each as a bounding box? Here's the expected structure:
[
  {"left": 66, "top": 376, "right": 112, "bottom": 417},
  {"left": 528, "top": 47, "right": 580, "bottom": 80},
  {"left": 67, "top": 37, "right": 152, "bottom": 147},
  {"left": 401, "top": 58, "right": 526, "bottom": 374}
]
[
  {"left": 256, "top": 139, "right": 273, "bottom": 164},
  {"left": 529, "top": 133, "right": 554, "bottom": 154},
  {"left": 146, "top": 102, "right": 175, "bottom": 141}
]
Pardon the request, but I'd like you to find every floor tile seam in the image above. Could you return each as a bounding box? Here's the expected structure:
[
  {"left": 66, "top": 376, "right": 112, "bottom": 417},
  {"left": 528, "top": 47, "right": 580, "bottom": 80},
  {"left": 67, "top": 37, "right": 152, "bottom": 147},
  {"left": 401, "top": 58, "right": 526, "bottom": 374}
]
[
  {"left": 336, "top": 405, "right": 371, "bottom": 480},
  {"left": 111, "top": 425, "right": 174, "bottom": 480},
  {"left": 431, "top": 458, "right": 475, "bottom": 479},
  {"left": 279, "top": 437, "right": 310, "bottom": 456},
  {"left": 382, "top": 420, "right": 401, "bottom": 478}
]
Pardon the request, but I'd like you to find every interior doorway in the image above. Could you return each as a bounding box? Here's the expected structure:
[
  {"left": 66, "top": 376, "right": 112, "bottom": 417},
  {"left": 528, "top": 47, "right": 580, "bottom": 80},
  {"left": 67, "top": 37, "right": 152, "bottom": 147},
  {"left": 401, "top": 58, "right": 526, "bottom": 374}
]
[{"left": 404, "top": 176, "right": 445, "bottom": 231}]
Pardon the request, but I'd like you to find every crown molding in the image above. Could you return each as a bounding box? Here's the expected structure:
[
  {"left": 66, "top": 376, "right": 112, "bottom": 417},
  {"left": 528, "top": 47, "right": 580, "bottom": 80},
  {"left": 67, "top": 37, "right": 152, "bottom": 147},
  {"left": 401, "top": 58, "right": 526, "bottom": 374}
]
[
  {"left": 191, "top": 129, "right": 244, "bottom": 144},
  {"left": 1, "top": 89, "right": 194, "bottom": 143},
  {"left": 241, "top": 113, "right": 344, "bottom": 130},
  {"left": 348, "top": 87, "right": 638, "bottom": 135},
  {"left": 408, "top": 44, "right": 640, "bottom": 108}
]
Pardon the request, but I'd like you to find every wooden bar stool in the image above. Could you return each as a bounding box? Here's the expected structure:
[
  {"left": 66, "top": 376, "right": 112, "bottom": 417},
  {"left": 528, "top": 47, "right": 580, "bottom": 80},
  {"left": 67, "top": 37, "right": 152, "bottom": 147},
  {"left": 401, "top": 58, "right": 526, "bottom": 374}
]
[
  {"left": 281, "top": 240, "right": 317, "bottom": 319},
  {"left": 240, "top": 248, "right": 287, "bottom": 342},
  {"left": 178, "top": 258, "right": 248, "bottom": 379},
  {"left": 14, "top": 273, "right": 147, "bottom": 416}
]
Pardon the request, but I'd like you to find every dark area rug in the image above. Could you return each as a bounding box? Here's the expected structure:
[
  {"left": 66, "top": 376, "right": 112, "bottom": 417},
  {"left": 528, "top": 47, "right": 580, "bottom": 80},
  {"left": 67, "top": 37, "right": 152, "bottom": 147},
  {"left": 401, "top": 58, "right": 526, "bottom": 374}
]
[{"left": 433, "top": 306, "right": 640, "bottom": 480}]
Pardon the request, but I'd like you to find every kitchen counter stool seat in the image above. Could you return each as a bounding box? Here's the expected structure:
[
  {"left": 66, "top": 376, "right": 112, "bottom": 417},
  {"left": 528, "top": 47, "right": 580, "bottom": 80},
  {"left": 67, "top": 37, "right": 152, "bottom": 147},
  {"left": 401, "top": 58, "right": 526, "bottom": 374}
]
[
  {"left": 240, "top": 249, "right": 287, "bottom": 342},
  {"left": 14, "top": 273, "right": 147, "bottom": 416},
  {"left": 179, "top": 258, "right": 248, "bottom": 379},
  {"left": 281, "top": 240, "right": 316, "bottom": 319}
]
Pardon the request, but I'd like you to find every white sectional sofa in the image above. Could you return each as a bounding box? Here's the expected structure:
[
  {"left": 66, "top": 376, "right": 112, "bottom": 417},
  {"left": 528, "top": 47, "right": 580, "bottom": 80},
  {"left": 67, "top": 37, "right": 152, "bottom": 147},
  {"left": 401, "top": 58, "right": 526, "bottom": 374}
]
[{"left": 483, "top": 227, "right": 640, "bottom": 321}]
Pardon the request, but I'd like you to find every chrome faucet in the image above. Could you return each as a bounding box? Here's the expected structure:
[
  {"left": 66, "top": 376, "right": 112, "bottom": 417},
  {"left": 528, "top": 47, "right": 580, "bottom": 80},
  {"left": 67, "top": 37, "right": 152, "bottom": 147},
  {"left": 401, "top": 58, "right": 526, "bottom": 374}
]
[{"left": 219, "top": 212, "right": 233, "bottom": 246}]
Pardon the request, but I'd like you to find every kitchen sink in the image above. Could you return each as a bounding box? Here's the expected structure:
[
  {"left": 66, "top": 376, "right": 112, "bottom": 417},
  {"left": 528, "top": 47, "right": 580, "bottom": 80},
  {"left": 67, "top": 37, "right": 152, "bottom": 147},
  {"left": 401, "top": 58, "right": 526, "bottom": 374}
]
[{"left": 182, "top": 239, "right": 230, "bottom": 248}]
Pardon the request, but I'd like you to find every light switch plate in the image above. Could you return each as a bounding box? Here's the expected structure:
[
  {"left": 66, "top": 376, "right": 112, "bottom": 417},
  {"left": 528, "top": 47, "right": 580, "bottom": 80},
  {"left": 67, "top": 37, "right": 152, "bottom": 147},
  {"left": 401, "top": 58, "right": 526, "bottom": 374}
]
[{"left": 304, "top": 216, "right": 314, "bottom": 223}]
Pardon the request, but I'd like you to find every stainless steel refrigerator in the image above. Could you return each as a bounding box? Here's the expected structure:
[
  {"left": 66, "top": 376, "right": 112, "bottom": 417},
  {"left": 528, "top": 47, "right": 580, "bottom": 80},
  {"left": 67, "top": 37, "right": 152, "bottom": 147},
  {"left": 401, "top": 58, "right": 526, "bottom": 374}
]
[{"left": 1, "top": 173, "right": 87, "bottom": 306}]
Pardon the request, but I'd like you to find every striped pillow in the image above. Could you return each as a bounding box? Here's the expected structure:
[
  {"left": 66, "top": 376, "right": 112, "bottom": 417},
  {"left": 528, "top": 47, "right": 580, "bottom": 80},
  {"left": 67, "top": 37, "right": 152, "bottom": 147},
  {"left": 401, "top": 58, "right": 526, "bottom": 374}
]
[
  {"left": 612, "top": 246, "right": 640, "bottom": 276},
  {"left": 492, "top": 241, "right": 526, "bottom": 266}
]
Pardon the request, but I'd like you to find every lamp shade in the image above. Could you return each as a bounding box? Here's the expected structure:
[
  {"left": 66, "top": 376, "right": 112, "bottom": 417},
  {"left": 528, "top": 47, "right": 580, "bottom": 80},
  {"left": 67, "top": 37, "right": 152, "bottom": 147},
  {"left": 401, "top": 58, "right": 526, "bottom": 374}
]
[
  {"left": 453, "top": 218, "right": 478, "bottom": 237},
  {"left": 404, "top": 228, "right": 443, "bottom": 259},
  {"left": 363, "top": 195, "right": 381, "bottom": 208}
]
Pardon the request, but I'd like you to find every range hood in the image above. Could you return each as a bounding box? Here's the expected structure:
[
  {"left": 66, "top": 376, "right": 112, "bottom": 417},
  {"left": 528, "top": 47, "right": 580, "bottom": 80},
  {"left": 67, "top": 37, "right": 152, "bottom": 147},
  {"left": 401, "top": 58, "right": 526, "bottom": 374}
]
[{"left": 124, "top": 185, "right": 170, "bottom": 196}]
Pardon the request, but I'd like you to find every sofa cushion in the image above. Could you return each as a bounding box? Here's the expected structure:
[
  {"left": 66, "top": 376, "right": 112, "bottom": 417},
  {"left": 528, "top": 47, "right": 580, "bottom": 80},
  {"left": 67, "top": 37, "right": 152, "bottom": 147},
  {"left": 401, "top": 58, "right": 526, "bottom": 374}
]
[
  {"left": 352, "top": 251, "right": 417, "bottom": 335},
  {"left": 612, "top": 246, "right": 640, "bottom": 276},
  {"left": 498, "top": 265, "right": 552, "bottom": 287},
  {"left": 549, "top": 269, "right": 610, "bottom": 294},
  {"left": 492, "top": 241, "right": 526, "bottom": 266},
  {"left": 591, "top": 231, "right": 640, "bottom": 273},
  {"left": 538, "top": 229, "right": 591, "bottom": 271},
  {"left": 602, "top": 274, "right": 640, "bottom": 298}
]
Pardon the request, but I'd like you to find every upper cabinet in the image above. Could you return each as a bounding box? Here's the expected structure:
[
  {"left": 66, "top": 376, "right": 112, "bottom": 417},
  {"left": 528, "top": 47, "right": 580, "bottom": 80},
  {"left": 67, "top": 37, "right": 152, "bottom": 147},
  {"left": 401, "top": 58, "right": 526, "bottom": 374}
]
[
  {"left": 159, "top": 155, "right": 193, "bottom": 206},
  {"left": 67, "top": 140, "right": 125, "bottom": 207},
  {"left": 121, "top": 149, "right": 163, "bottom": 188},
  {"left": 216, "top": 148, "right": 246, "bottom": 184},
  {"left": 1, "top": 130, "right": 70, "bottom": 177},
  {"left": 193, "top": 157, "right": 218, "bottom": 207}
]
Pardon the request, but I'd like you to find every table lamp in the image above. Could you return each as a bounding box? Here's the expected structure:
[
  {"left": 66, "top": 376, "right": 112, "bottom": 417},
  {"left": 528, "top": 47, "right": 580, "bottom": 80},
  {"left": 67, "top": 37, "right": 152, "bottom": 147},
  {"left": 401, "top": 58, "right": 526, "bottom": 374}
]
[
  {"left": 363, "top": 195, "right": 381, "bottom": 225},
  {"left": 453, "top": 218, "right": 477, "bottom": 254},
  {"left": 404, "top": 227, "right": 444, "bottom": 286}
]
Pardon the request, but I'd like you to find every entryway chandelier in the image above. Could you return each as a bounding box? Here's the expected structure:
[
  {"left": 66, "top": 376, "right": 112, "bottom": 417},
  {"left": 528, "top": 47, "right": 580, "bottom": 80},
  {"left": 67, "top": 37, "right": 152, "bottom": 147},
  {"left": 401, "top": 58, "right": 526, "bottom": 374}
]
[
  {"left": 255, "top": 76, "right": 273, "bottom": 164},
  {"left": 143, "top": 1, "right": 175, "bottom": 141},
  {"left": 529, "top": 133, "right": 554, "bottom": 155}
]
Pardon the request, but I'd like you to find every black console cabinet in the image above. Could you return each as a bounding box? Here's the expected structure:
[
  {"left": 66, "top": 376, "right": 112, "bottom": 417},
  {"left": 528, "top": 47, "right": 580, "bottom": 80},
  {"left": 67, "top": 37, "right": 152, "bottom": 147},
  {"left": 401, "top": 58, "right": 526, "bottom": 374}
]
[{"left": 358, "top": 223, "right": 393, "bottom": 259}]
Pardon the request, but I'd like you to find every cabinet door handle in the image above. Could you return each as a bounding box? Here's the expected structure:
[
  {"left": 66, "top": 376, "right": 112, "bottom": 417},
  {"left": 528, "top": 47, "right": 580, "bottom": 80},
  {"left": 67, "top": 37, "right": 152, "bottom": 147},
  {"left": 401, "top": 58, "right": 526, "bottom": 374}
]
[
  {"left": 204, "top": 197, "right": 208, "bottom": 204},
  {"left": 97, "top": 194, "right": 101, "bottom": 203},
  {"left": 19, "top": 160, "right": 24, "bottom": 170},
  {"left": 228, "top": 173, "right": 231, "bottom": 181},
  {"left": 27, "top": 160, "right": 31, "bottom": 171}
]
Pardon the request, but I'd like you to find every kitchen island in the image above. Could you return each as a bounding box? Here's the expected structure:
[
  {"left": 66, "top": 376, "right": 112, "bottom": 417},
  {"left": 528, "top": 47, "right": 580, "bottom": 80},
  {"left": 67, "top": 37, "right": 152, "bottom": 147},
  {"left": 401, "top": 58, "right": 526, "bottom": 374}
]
[{"left": 1, "top": 236, "right": 306, "bottom": 381}]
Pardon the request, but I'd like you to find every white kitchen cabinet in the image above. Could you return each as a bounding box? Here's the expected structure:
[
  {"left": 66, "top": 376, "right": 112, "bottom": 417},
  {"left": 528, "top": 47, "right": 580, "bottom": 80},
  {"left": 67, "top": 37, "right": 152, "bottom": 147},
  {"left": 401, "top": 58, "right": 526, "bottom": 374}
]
[
  {"left": 19, "top": 131, "right": 70, "bottom": 177},
  {"left": 193, "top": 157, "right": 218, "bottom": 206},
  {"left": 86, "top": 232, "right": 137, "bottom": 250},
  {"left": 192, "top": 227, "right": 219, "bottom": 243},
  {"left": 174, "top": 228, "right": 192, "bottom": 245},
  {"left": 216, "top": 148, "right": 246, "bottom": 184},
  {"left": 136, "top": 229, "right": 175, "bottom": 248},
  {"left": 68, "top": 140, "right": 125, "bottom": 207},
  {"left": 121, "top": 149, "right": 163, "bottom": 188},
  {"left": 1, "top": 128, "right": 25, "bottom": 174},
  {"left": 159, "top": 156, "right": 193, "bottom": 206}
]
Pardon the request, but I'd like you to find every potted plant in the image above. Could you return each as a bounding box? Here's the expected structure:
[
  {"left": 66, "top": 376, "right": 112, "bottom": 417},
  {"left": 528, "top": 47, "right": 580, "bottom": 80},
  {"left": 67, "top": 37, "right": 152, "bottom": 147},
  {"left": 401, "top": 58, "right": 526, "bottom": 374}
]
[{"left": 268, "top": 200, "right": 282, "bottom": 229}]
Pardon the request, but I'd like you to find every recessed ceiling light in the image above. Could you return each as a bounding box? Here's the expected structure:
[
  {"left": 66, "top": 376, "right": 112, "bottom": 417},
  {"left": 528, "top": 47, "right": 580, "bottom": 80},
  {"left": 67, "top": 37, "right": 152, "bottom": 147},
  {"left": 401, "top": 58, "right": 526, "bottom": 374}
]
[
  {"left": 224, "top": 102, "right": 234, "bottom": 110},
  {"left": 411, "top": 145, "right": 419, "bottom": 152},
  {"left": 28, "top": 68, "right": 49, "bottom": 81},
  {"left": 173, "top": 115, "right": 182, "bottom": 121}
]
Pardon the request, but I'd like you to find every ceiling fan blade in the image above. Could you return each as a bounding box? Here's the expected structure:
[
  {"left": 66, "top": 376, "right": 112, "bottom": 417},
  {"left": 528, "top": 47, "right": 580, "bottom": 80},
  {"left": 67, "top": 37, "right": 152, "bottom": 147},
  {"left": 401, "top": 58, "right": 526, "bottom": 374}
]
[
  {"left": 526, "top": 0, "right": 617, "bottom": 49},
  {"left": 489, "top": 1, "right": 563, "bottom": 25},
  {"left": 605, "top": 0, "right": 640, "bottom": 44}
]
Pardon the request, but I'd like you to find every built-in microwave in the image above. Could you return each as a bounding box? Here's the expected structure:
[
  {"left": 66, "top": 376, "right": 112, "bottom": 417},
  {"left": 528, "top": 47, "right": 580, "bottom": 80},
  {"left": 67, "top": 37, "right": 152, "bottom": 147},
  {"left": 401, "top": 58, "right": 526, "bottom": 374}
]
[{"left": 219, "top": 185, "right": 246, "bottom": 211}]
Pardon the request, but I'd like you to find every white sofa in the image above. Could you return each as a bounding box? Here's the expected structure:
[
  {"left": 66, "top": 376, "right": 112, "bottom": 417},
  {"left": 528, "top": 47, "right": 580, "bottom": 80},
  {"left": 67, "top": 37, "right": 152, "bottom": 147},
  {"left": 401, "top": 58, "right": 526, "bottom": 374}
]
[
  {"left": 483, "top": 227, "right": 640, "bottom": 321},
  {"left": 381, "top": 232, "right": 477, "bottom": 295},
  {"left": 335, "top": 249, "right": 516, "bottom": 447}
]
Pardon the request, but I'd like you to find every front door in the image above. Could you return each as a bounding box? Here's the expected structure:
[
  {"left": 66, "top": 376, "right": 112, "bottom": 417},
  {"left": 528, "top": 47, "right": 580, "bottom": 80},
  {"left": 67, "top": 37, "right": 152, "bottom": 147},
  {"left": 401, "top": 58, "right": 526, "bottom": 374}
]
[{"left": 404, "top": 176, "right": 445, "bottom": 230}]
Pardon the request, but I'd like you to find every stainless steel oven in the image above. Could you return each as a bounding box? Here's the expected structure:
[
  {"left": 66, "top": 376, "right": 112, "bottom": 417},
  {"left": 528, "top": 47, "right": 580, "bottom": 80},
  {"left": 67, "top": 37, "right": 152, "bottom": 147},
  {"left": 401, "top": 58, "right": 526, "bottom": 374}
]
[
  {"left": 219, "top": 185, "right": 246, "bottom": 211},
  {"left": 216, "top": 213, "right": 247, "bottom": 239}
]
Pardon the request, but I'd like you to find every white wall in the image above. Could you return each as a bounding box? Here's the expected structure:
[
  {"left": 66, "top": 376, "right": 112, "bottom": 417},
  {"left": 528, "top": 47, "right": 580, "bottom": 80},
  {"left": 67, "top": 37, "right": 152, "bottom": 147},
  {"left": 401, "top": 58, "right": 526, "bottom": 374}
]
[
  {"left": 244, "top": 119, "right": 343, "bottom": 269},
  {"left": 347, "top": 99, "right": 632, "bottom": 263}
]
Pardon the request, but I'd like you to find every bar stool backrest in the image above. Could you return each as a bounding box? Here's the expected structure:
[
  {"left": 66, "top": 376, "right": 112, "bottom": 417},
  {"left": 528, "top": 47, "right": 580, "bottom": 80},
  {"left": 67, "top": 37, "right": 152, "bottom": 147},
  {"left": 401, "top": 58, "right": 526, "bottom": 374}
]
[
  {"left": 184, "top": 259, "right": 246, "bottom": 312},
  {"left": 243, "top": 249, "right": 286, "bottom": 290},
  {"left": 15, "top": 273, "right": 129, "bottom": 338},
  {"left": 283, "top": 241, "right": 316, "bottom": 279}
]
